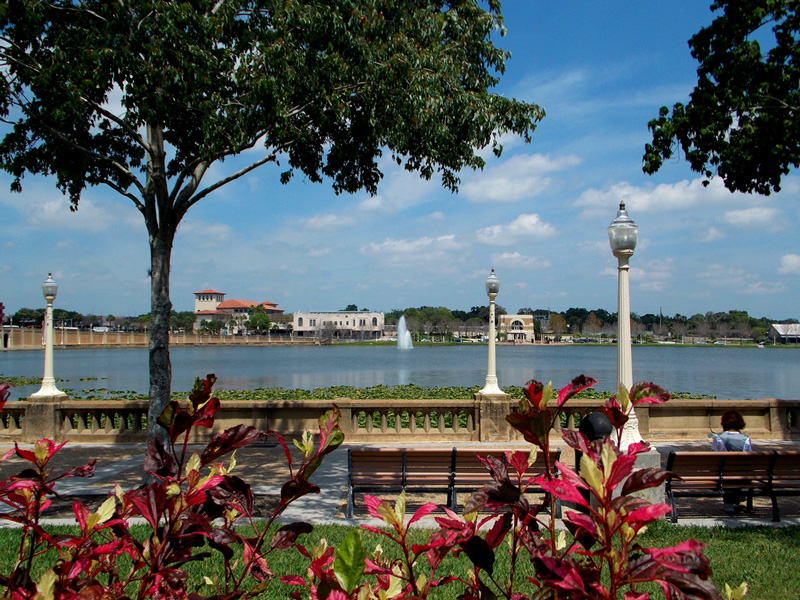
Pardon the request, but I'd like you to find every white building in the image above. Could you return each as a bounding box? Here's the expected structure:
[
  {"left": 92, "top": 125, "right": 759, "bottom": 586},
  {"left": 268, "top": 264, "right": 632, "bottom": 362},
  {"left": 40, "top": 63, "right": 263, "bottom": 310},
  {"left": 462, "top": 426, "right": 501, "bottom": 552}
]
[
  {"left": 293, "top": 311, "right": 384, "bottom": 340},
  {"left": 499, "top": 314, "right": 535, "bottom": 343},
  {"left": 769, "top": 323, "right": 800, "bottom": 344}
]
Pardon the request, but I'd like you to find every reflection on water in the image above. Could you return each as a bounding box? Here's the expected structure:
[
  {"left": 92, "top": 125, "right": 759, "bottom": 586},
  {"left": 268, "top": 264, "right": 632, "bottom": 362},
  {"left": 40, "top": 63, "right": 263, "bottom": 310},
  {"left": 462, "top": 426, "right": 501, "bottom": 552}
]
[{"left": 2, "top": 344, "right": 798, "bottom": 401}]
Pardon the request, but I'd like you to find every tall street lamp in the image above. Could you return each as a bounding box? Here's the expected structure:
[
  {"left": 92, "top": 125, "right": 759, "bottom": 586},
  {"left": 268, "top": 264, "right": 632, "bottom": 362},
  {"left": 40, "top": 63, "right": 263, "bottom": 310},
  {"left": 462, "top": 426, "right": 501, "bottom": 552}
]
[
  {"left": 608, "top": 202, "right": 641, "bottom": 447},
  {"left": 30, "top": 273, "right": 66, "bottom": 399},
  {"left": 480, "top": 268, "right": 503, "bottom": 395}
]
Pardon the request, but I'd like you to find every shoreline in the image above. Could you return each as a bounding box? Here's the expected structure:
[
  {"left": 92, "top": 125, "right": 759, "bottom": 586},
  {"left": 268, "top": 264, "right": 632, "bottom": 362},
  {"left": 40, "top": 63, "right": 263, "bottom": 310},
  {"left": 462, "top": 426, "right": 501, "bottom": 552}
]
[{"left": 3, "top": 340, "right": 790, "bottom": 352}]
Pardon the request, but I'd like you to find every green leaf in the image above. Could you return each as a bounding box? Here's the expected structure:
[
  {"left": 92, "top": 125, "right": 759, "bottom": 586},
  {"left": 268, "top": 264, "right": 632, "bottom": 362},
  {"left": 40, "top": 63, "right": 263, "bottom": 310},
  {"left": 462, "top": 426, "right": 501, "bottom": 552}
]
[{"left": 333, "top": 529, "right": 366, "bottom": 594}]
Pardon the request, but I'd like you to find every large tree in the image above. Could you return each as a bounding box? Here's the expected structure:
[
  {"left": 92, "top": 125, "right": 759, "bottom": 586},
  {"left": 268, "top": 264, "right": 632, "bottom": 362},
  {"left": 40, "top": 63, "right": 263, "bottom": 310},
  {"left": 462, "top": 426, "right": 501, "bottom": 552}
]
[
  {"left": 1, "top": 0, "right": 541, "bottom": 443},
  {"left": 643, "top": 0, "right": 800, "bottom": 195}
]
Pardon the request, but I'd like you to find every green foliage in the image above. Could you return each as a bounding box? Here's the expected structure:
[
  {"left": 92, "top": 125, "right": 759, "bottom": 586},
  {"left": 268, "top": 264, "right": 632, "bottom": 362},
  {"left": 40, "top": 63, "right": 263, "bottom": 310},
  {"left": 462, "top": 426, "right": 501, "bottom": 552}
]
[
  {"left": 169, "top": 310, "right": 196, "bottom": 331},
  {"left": 246, "top": 312, "right": 272, "bottom": 333},
  {"left": 643, "top": 0, "right": 800, "bottom": 195},
  {"left": 0, "top": 0, "right": 542, "bottom": 438},
  {"left": 0, "top": 375, "right": 344, "bottom": 599},
  {"left": 0, "top": 374, "right": 42, "bottom": 386}
]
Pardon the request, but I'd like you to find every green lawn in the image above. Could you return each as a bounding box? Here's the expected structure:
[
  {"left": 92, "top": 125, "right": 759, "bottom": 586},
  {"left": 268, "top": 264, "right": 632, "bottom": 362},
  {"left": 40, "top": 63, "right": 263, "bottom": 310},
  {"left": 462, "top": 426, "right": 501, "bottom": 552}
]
[{"left": 1, "top": 522, "right": 798, "bottom": 599}]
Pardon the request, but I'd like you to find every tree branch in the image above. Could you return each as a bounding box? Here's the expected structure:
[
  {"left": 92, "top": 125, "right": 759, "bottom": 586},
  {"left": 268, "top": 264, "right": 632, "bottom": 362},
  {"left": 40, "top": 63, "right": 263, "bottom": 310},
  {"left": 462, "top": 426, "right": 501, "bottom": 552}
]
[{"left": 176, "top": 151, "right": 280, "bottom": 217}]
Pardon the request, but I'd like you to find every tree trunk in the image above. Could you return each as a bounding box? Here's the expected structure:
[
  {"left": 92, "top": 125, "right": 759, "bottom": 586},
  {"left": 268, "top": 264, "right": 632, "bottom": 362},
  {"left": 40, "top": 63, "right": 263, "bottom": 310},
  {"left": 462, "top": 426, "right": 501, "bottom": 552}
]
[{"left": 147, "top": 229, "right": 174, "bottom": 447}]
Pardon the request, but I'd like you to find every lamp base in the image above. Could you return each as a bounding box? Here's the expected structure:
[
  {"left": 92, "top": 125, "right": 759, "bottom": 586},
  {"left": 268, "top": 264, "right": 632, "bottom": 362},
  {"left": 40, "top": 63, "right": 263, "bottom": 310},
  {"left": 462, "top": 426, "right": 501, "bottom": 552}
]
[
  {"left": 30, "top": 381, "right": 67, "bottom": 401},
  {"left": 480, "top": 377, "right": 503, "bottom": 396}
]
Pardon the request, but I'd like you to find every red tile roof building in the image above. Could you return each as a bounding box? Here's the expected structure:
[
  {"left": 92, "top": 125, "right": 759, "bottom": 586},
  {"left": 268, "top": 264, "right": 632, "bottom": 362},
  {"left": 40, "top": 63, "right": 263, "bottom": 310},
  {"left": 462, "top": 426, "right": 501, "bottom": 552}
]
[{"left": 193, "top": 289, "right": 283, "bottom": 332}]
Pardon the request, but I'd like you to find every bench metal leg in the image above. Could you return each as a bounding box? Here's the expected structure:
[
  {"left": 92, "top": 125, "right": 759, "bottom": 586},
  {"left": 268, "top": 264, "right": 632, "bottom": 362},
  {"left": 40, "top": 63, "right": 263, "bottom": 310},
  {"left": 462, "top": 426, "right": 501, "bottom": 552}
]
[
  {"left": 667, "top": 489, "right": 678, "bottom": 523},
  {"left": 447, "top": 485, "right": 457, "bottom": 512},
  {"left": 346, "top": 486, "right": 354, "bottom": 519},
  {"left": 771, "top": 494, "right": 781, "bottom": 522}
]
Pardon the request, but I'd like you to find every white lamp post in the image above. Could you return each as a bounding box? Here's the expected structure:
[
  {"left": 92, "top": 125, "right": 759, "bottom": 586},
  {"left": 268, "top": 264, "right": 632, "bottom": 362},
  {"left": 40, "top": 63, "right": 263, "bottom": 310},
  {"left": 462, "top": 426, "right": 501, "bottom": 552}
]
[
  {"left": 30, "top": 273, "right": 66, "bottom": 399},
  {"left": 608, "top": 202, "right": 641, "bottom": 447},
  {"left": 480, "top": 268, "right": 503, "bottom": 395}
]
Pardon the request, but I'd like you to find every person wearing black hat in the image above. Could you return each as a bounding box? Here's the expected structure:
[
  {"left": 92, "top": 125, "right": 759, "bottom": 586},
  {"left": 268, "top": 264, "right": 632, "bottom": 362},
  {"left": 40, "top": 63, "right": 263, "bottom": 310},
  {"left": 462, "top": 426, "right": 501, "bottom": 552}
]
[{"left": 579, "top": 412, "right": 614, "bottom": 442}]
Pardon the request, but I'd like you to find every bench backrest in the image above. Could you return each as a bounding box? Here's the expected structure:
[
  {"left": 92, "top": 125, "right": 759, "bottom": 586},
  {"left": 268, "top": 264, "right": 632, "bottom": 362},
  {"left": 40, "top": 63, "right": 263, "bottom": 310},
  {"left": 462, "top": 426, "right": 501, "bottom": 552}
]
[
  {"left": 403, "top": 449, "right": 457, "bottom": 486},
  {"left": 666, "top": 450, "right": 775, "bottom": 485},
  {"left": 348, "top": 448, "right": 406, "bottom": 486},
  {"left": 666, "top": 451, "right": 724, "bottom": 479},
  {"left": 720, "top": 451, "right": 773, "bottom": 483},
  {"left": 771, "top": 450, "right": 800, "bottom": 481},
  {"left": 453, "top": 448, "right": 560, "bottom": 487}
]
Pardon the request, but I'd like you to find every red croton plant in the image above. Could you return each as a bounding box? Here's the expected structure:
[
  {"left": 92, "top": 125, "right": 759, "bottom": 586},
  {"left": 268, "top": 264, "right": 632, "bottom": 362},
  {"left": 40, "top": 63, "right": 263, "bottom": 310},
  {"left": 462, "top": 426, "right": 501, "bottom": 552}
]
[
  {"left": 0, "top": 376, "right": 343, "bottom": 600},
  {"left": 0, "top": 376, "right": 741, "bottom": 600}
]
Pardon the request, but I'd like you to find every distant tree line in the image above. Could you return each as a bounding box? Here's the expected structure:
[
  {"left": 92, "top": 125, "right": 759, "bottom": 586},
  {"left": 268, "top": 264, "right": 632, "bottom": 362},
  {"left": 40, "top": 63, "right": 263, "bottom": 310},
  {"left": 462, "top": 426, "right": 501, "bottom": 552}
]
[
  {"left": 382, "top": 306, "right": 797, "bottom": 343},
  {"left": 6, "top": 308, "right": 196, "bottom": 332},
  {"left": 5, "top": 304, "right": 796, "bottom": 344}
]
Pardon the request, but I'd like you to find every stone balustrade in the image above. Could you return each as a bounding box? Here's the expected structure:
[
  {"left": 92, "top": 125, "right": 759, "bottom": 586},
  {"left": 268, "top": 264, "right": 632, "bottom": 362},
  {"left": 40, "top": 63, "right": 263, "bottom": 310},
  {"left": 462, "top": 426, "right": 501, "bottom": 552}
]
[
  {"left": 2, "top": 394, "right": 798, "bottom": 445},
  {"left": 2, "top": 328, "right": 308, "bottom": 349}
]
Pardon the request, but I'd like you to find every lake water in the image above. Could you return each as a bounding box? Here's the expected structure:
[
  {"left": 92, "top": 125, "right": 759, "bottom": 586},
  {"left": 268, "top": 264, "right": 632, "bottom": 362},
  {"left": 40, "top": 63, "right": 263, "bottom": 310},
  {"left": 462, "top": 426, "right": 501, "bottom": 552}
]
[{"left": 2, "top": 344, "right": 799, "bottom": 401}]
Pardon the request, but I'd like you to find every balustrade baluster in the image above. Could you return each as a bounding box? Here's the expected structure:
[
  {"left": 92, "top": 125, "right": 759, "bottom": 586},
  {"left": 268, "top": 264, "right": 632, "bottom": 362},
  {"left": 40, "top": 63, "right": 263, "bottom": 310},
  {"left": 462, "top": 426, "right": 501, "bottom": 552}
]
[
  {"left": 90, "top": 410, "right": 101, "bottom": 432},
  {"left": 380, "top": 412, "right": 388, "bottom": 433},
  {"left": 423, "top": 413, "right": 431, "bottom": 433}
]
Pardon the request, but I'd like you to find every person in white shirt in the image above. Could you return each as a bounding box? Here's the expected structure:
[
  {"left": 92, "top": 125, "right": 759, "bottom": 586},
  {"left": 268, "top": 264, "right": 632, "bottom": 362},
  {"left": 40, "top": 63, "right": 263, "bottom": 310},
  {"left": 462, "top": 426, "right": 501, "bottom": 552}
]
[
  {"left": 712, "top": 410, "right": 752, "bottom": 452},
  {"left": 711, "top": 410, "right": 752, "bottom": 513}
]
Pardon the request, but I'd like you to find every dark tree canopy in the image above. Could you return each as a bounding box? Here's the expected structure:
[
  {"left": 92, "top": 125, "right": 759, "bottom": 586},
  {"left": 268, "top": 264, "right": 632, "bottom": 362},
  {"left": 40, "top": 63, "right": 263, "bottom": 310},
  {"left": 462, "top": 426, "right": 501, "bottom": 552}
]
[
  {"left": 643, "top": 0, "right": 800, "bottom": 195},
  {"left": 0, "top": 0, "right": 542, "bottom": 442}
]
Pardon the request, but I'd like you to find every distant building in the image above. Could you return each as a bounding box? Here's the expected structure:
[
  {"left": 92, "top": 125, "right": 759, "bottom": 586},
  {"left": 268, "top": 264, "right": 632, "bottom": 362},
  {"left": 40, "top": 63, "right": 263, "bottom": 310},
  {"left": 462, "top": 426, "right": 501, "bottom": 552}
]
[
  {"left": 193, "top": 289, "right": 283, "bottom": 332},
  {"left": 499, "top": 314, "right": 535, "bottom": 343},
  {"left": 293, "top": 311, "right": 384, "bottom": 340},
  {"left": 768, "top": 323, "right": 800, "bottom": 344}
]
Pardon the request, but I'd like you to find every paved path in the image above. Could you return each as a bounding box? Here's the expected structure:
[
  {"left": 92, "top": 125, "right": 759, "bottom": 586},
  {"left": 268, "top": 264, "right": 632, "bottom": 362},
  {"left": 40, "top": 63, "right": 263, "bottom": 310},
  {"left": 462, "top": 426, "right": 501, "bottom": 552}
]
[{"left": 2, "top": 440, "right": 800, "bottom": 528}]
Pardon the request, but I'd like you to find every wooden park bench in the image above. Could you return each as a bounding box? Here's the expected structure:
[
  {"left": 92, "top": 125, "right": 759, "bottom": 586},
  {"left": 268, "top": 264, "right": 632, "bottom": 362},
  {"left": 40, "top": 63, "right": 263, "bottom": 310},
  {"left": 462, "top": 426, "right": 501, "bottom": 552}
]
[
  {"left": 346, "top": 447, "right": 560, "bottom": 518},
  {"left": 665, "top": 450, "right": 800, "bottom": 522}
]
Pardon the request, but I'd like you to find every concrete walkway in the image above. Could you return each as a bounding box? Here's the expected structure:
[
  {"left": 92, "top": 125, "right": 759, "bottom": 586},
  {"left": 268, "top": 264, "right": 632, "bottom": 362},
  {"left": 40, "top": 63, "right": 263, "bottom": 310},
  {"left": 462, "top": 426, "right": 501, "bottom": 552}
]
[{"left": 2, "top": 440, "right": 800, "bottom": 529}]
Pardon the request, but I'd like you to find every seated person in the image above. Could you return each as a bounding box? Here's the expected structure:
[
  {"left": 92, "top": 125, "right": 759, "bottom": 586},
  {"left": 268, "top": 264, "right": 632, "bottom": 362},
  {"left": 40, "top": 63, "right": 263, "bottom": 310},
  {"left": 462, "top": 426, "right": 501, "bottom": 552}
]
[
  {"left": 575, "top": 412, "right": 614, "bottom": 510},
  {"left": 712, "top": 410, "right": 752, "bottom": 452},
  {"left": 711, "top": 410, "right": 752, "bottom": 513}
]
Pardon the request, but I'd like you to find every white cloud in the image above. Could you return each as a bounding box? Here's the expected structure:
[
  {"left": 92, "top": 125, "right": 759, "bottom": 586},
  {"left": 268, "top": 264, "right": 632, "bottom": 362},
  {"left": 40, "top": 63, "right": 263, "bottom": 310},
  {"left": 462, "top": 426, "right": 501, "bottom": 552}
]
[
  {"left": 491, "top": 252, "right": 551, "bottom": 269},
  {"left": 697, "top": 264, "right": 750, "bottom": 289},
  {"left": 361, "top": 234, "right": 463, "bottom": 265},
  {"left": 632, "top": 259, "right": 674, "bottom": 292},
  {"left": 695, "top": 264, "right": 782, "bottom": 295},
  {"left": 306, "top": 247, "right": 332, "bottom": 258},
  {"left": 476, "top": 214, "right": 556, "bottom": 246},
  {"left": 176, "top": 219, "right": 234, "bottom": 247},
  {"left": 779, "top": 254, "right": 800, "bottom": 275},
  {"left": 744, "top": 281, "right": 785, "bottom": 295},
  {"left": 2, "top": 190, "right": 131, "bottom": 232},
  {"left": 303, "top": 214, "right": 356, "bottom": 230},
  {"left": 575, "top": 177, "right": 746, "bottom": 219},
  {"left": 359, "top": 160, "right": 437, "bottom": 212},
  {"left": 703, "top": 227, "right": 725, "bottom": 242},
  {"left": 474, "top": 130, "right": 530, "bottom": 161},
  {"left": 723, "top": 207, "right": 780, "bottom": 228},
  {"left": 462, "top": 153, "right": 582, "bottom": 203}
]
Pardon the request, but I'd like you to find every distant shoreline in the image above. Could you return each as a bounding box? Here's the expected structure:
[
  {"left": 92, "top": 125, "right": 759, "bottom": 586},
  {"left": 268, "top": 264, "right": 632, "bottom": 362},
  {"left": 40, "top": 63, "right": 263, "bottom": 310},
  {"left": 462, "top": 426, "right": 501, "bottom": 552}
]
[{"left": 3, "top": 340, "right": 794, "bottom": 352}]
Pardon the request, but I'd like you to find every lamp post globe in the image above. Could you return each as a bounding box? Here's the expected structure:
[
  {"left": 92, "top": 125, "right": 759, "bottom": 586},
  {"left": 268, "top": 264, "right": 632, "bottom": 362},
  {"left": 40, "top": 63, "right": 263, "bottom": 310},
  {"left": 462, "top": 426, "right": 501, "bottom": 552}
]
[
  {"left": 30, "top": 272, "right": 66, "bottom": 399},
  {"left": 480, "top": 268, "right": 503, "bottom": 395},
  {"left": 608, "top": 202, "right": 641, "bottom": 447}
]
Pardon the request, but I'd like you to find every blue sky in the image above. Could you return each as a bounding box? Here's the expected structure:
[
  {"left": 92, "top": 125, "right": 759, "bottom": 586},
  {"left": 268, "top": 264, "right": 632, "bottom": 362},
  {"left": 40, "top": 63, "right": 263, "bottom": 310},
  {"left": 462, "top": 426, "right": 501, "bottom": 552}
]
[{"left": 1, "top": 1, "right": 799, "bottom": 321}]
